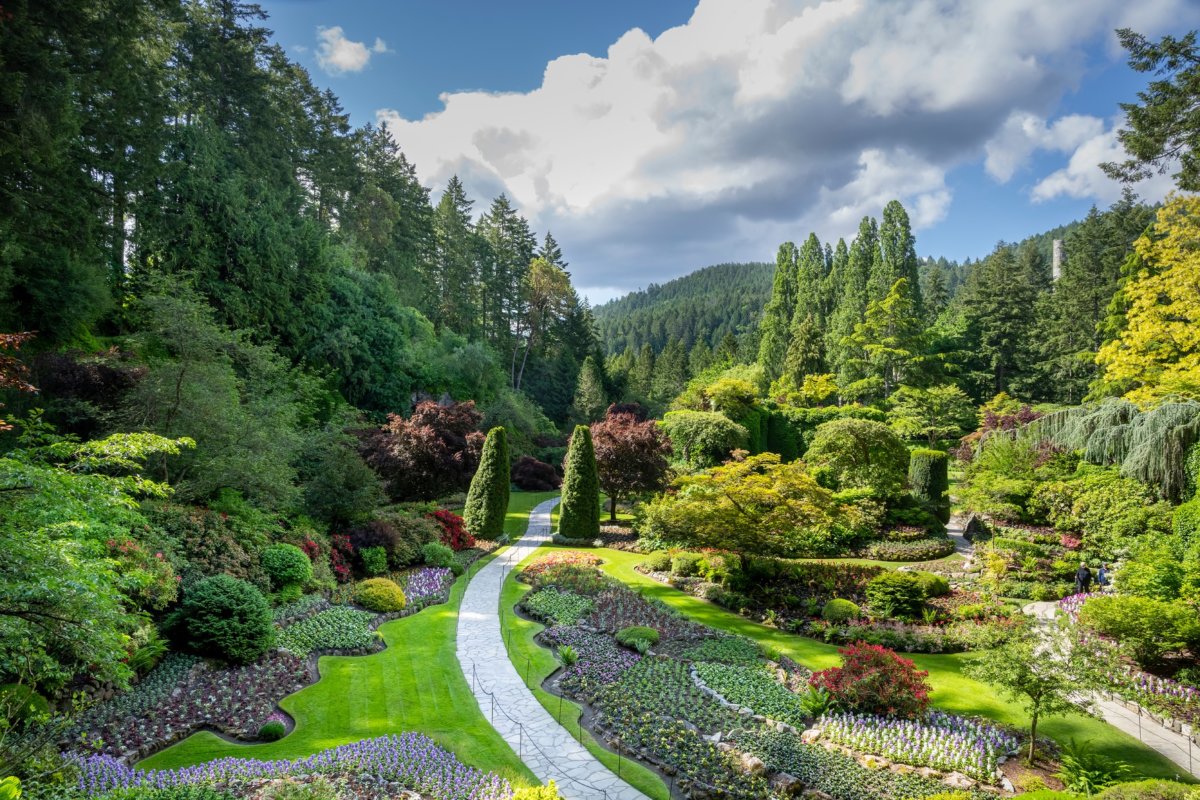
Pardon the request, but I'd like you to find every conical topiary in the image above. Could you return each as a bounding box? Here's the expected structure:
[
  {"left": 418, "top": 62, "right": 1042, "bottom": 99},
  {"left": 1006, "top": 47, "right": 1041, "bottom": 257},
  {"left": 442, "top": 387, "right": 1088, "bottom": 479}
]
[
  {"left": 464, "top": 427, "right": 510, "bottom": 539},
  {"left": 559, "top": 425, "right": 600, "bottom": 539},
  {"left": 908, "top": 448, "right": 950, "bottom": 523}
]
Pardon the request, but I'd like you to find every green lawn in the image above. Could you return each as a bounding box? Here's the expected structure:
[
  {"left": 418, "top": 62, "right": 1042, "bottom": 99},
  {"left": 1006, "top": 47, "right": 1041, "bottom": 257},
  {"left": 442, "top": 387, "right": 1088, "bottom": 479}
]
[
  {"left": 136, "top": 492, "right": 560, "bottom": 784},
  {"left": 498, "top": 548, "right": 669, "bottom": 800},
  {"left": 593, "top": 547, "right": 1190, "bottom": 782}
]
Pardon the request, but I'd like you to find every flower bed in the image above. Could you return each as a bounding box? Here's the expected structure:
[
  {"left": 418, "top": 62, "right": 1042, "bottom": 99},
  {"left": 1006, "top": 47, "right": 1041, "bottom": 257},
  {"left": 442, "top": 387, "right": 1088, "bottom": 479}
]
[
  {"left": 71, "top": 653, "right": 310, "bottom": 759},
  {"left": 595, "top": 657, "right": 741, "bottom": 734},
  {"left": 693, "top": 662, "right": 809, "bottom": 728},
  {"left": 862, "top": 537, "right": 956, "bottom": 562},
  {"left": 272, "top": 594, "right": 332, "bottom": 626},
  {"left": 585, "top": 587, "right": 709, "bottom": 641},
  {"left": 677, "top": 636, "right": 763, "bottom": 665},
  {"left": 733, "top": 729, "right": 993, "bottom": 800},
  {"left": 1111, "top": 671, "right": 1200, "bottom": 725},
  {"left": 817, "top": 711, "right": 1019, "bottom": 782},
  {"left": 521, "top": 587, "right": 594, "bottom": 625},
  {"left": 542, "top": 626, "right": 640, "bottom": 699},
  {"left": 519, "top": 551, "right": 602, "bottom": 583},
  {"left": 403, "top": 566, "right": 454, "bottom": 605},
  {"left": 277, "top": 607, "right": 382, "bottom": 656},
  {"left": 73, "top": 733, "right": 513, "bottom": 800}
]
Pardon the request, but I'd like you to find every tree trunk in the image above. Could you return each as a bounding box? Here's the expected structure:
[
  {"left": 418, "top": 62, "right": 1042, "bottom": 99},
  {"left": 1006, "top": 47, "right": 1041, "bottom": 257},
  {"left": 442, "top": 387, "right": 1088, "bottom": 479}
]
[
  {"left": 609, "top": 494, "right": 618, "bottom": 522},
  {"left": 1028, "top": 711, "right": 1038, "bottom": 763}
]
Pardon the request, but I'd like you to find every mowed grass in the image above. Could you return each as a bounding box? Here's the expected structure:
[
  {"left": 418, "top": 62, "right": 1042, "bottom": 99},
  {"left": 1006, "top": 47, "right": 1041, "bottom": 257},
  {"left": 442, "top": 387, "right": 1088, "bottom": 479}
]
[
  {"left": 592, "top": 547, "right": 1190, "bottom": 781},
  {"left": 136, "top": 492, "right": 560, "bottom": 784},
  {"left": 498, "top": 537, "right": 669, "bottom": 800}
]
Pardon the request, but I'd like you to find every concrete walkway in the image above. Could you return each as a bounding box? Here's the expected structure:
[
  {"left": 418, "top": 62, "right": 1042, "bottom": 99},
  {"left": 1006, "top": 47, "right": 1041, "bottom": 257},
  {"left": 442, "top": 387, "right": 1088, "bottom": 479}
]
[
  {"left": 456, "top": 498, "right": 649, "bottom": 800},
  {"left": 1020, "top": 601, "right": 1200, "bottom": 778}
]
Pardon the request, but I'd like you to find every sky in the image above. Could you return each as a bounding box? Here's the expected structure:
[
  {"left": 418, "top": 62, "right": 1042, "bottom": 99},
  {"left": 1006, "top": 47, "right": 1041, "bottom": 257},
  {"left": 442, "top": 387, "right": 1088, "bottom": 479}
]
[{"left": 259, "top": 0, "right": 1199, "bottom": 305}]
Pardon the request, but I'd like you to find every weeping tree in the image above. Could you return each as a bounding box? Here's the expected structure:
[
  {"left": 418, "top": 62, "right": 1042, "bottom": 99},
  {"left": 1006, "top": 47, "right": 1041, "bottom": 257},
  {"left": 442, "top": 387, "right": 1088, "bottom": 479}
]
[{"left": 1018, "top": 399, "right": 1200, "bottom": 501}]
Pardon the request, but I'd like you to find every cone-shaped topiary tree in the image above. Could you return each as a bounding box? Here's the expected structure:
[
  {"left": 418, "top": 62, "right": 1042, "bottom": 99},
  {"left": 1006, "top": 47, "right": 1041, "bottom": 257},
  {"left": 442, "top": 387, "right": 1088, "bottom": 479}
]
[
  {"left": 559, "top": 425, "right": 600, "bottom": 539},
  {"left": 908, "top": 448, "right": 950, "bottom": 523},
  {"left": 464, "top": 427, "right": 510, "bottom": 539}
]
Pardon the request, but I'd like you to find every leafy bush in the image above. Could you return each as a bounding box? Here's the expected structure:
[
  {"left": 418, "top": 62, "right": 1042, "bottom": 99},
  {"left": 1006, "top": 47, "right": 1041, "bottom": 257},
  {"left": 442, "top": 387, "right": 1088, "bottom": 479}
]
[
  {"left": 670, "top": 552, "right": 704, "bottom": 577},
  {"left": 511, "top": 455, "right": 561, "bottom": 491},
  {"left": 354, "top": 578, "right": 407, "bottom": 613},
  {"left": 358, "top": 400, "right": 485, "bottom": 501},
  {"left": 990, "top": 537, "right": 1045, "bottom": 557},
  {"left": 1077, "top": 595, "right": 1200, "bottom": 668},
  {"left": 659, "top": 410, "right": 749, "bottom": 468},
  {"left": 276, "top": 607, "right": 379, "bottom": 656},
  {"left": 421, "top": 541, "right": 457, "bottom": 569},
  {"left": 909, "top": 448, "right": 951, "bottom": 523},
  {"left": 359, "top": 546, "right": 388, "bottom": 576},
  {"left": 147, "top": 504, "right": 269, "bottom": 590},
  {"left": 463, "top": 427, "right": 510, "bottom": 539},
  {"left": 1095, "top": 780, "right": 1192, "bottom": 800},
  {"left": 1033, "top": 467, "right": 1173, "bottom": 554},
  {"left": 640, "top": 552, "right": 672, "bottom": 572},
  {"left": 616, "top": 625, "right": 661, "bottom": 648},
  {"left": 1173, "top": 498, "right": 1200, "bottom": 545},
  {"left": 865, "top": 572, "right": 926, "bottom": 619},
  {"left": 169, "top": 575, "right": 274, "bottom": 664},
  {"left": 809, "top": 642, "right": 931, "bottom": 718},
  {"left": 0, "top": 683, "right": 48, "bottom": 721},
  {"left": 1057, "top": 739, "right": 1132, "bottom": 794},
  {"left": 822, "top": 598, "right": 861, "bottom": 622},
  {"left": 258, "top": 720, "right": 286, "bottom": 742},
  {"left": 431, "top": 509, "right": 475, "bottom": 552},
  {"left": 912, "top": 571, "right": 950, "bottom": 598},
  {"left": 522, "top": 588, "right": 594, "bottom": 625},
  {"left": 863, "top": 537, "right": 956, "bottom": 561},
  {"left": 260, "top": 543, "right": 313, "bottom": 589},
  {"left": 511, "top": 782, "right": 560, "bottom": 800},
  {"left": 804, "top": 418, "right": 910, "bottom": 499}
]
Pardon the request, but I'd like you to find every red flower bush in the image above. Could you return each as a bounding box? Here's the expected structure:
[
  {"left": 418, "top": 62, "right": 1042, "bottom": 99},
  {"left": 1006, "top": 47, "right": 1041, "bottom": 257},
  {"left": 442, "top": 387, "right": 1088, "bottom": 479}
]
[
  {"left": 431, "top": 509, "right": 475, "bottom": 551},
  {"left": 809, "top": 641, "right": 931, "bottom": 718},
  {"left": 330, "top": 534, "right": 354, "bottom": 583}
]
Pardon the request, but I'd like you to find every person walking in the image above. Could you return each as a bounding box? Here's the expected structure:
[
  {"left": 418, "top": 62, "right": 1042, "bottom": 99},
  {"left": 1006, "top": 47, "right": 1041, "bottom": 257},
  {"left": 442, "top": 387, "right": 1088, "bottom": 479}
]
[
  {"left": 1074, "top": 561, "right": 1093, "bottom": 595},
  {"left": 1097, "top": 563, "right": 1110, "bottom": 591}
]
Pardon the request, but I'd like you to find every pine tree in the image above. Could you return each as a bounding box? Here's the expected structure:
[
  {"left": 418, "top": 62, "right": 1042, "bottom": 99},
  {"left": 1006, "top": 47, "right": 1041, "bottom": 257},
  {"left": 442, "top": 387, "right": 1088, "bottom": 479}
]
[
  {"left": 537, "top": 231, "right": 567, "bottom": 271},
  {"left": 795, "top": 233, "right": 825, "bottom": 325},
  {"left": 782, "top": 313, "right": 826, "bottom": 384},
  {"left": 630, "top": 343, "right": 656, "bottom": 399},
  {"left": 849, "top": 278, "right": 927, "bottom": 396},
  {"left": 874, "top": 200, "right": 922, "bottom": 313},
  {"left": 757, "top": 242, "right": 799, "bottom": 380},
  {"left": 922, "top": 261, "right": 950, "bottom": 322},
  {"left": 559, "top": 425, "right": 600, "bottom": 539},
  {"left": 463, "top": 427, "right": 510, "bottom": 539},
  {"left": 961, "top": 245, "right": 1039, "bottom": 398},
  {"left": 571, "top": 355, "right": 608, "bottom": 423},
  {"left": 477, "top": 194, "right": 536, "bottom": 347},
  {"left": 651, "top": 337, "right": 689, "bottom": 404},
  {"left": 433, "top": 176, "right": 479, "bottom": 336},
  {"left": 827, "top": 217, "right": 878, "bottom": 383}
]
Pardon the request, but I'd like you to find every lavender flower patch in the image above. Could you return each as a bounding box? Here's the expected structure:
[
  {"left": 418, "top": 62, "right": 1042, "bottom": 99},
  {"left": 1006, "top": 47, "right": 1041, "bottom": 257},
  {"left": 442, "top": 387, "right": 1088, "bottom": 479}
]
[
  {"left": 541, "top": 626, "right": 639, "bottom": 699},
  {"left": 74, "top": 733, "right": 513, "bottom": 800},
  {"left": 1057, "top": 592, "right": 1102, "bottom": 622},
  {"left": 584, "top": 586, "right": 709, "bottom": 641},
  {"left": 1110, "top": 668, "right": 1200, "bottom": 725},
  {"left": 403, "top": 567, "right": 454, "bottom": 605},
  {"left": 818, "top": 711, "right": 1020, "bottom": 782},
  {"left": 71, "top": 652, "right": 309, "bottom": 759}
]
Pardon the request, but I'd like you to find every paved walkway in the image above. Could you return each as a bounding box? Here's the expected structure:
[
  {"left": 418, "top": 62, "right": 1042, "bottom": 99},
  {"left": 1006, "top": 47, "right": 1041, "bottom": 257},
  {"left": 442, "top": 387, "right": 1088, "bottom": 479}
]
[
  {"left": 456, "top": 498, "right": 649, "bottom": 800},
  {"left": 1020, "top": 601, "right": 1200, "bottom": 778}
]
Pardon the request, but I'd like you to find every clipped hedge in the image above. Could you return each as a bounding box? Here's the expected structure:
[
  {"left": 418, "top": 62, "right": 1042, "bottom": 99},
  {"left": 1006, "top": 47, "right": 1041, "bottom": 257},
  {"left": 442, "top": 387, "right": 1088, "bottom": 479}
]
[
  {"left": 559, "top": 425, "right": 600, "bottom": 539},
  {"left": 909, "top": 448, "right": 950, "bottom": 523},
  {"left": 616, "top": 625, "right": 661, "bottom": 648},
  {"left": 822, "top": 598, "right": 861, "bottom": 622},
  {"left": 260, "top": 543, "right": 313, "bottom": 589},
  {"left": 865, "top": 571, "right": 926, "bottom": 619}
]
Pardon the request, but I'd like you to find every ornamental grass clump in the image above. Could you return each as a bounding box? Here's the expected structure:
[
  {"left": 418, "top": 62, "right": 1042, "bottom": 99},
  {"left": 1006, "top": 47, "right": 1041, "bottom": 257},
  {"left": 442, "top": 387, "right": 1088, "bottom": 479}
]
[
  {"left": 818, "top": 711, "right": 1019, "bottom": 782},
  {"left": 73, "top": 733, "right": 513, "bottom": 800}
]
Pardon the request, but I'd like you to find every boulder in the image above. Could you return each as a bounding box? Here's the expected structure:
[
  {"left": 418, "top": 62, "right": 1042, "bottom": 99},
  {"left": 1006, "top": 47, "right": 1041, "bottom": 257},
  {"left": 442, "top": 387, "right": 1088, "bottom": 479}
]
[
  {"left": 944, "top": 772, "right": 977, "bottom": 790},
  {"left": 857, "top": 754, "right": 890, "bottom": 770},
  {"left": 769, "top": 772, "right": 804, "bottom": 797},
  {"left": 739, "top": 753, "right": 766, "bottom": 776},
  {"left": 916, "top": 767, "right": 941, "bottom": 780},
  {"left": 801, "top": 791, "right": 835, "bottom": 800},
  {"left": 889, "top": 764, "right": 915, "bottom": 776},
  {"left": 705, "top": 731, "right": 722, "bottom": 744},
  {"left": 800, "top": 728, "right": 822, "bottom": 744}
]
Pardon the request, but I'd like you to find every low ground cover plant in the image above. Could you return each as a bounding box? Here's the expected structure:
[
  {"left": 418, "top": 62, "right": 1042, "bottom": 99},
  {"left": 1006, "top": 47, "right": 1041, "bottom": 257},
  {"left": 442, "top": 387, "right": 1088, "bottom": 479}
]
[
  {"left": 694, "top": 661, "right": 809, "bottom": 728},
  {"left": 521, "top": 588, "right": 594, "bottom": 625},
  {"left": 541, "top": 626, "right": 640, "bottom": 699},
  {"left": 270, "top": 594, "right": 331, "bottom": 626},
  {"left": 275, "top": 607, "right": 381, "bottom": 656},
  {"left": 677, "top": 636, "right": 763, "bottom": 665},
  {"left": 863, "top": 537, "right": 956, "bottom": 562}
]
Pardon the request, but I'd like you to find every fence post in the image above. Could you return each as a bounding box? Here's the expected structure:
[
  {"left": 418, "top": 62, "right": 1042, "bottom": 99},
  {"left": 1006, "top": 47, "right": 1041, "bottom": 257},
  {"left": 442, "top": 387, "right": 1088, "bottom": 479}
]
[
  {"left": 519, "top": 723, "right": 523, "bottom": 759},
  {"left": 491, "top": 694, "right": 495, "bottom": 723}
]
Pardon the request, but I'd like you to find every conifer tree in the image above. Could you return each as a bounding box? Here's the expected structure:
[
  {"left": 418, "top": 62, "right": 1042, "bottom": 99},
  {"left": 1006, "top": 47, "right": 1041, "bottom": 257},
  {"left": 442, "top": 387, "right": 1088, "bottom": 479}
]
[
  {"left": 651, "top": 337, "right": 689, "bottom": 404},
  {"left": 795, "top": 233, "right": 825, "bottom": 326},
  {"left": 827, "top": 217, "right": 878, "bottom": 383},
  {"left": 537, "top": 231, "right": 567, "bottom": 271},
  {"left": 874, "top": 200, "right": 922, "bottom": 313},
  {"left": 757, "top": 242, "right": 799, "bottom": 380},
  {"left": 571, "top": 355, "right": 608, "bottom": 423},
  {"left": 783, "top": 314, "right": 826, "bottom": 385},
  {"left": 463, "top": 427, "right": 510, "bottom": 539},
  {"left": 630, "top": 343, "right": 656, "bottom": 399},
  {"left": 559, "top": 425, "right": 600, "bottom": 538},
  {"left": 433, "top": 176, "right": 479, "bottom": 336}
]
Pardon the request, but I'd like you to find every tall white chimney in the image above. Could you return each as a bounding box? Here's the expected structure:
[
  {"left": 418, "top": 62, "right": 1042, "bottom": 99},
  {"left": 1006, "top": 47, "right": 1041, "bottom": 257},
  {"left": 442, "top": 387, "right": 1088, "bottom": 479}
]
[{"left": 1052, "top": 239, "right": 1063, "bottom": 282}]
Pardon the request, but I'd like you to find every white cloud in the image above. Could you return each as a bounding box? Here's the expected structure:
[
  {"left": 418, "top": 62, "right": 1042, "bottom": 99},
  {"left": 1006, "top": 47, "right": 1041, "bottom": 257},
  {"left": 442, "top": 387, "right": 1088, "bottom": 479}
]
[
  {"left": 316, "top": 26, "right": 387, "bottom": 75},
  {"left": 1031, "top": 120, "right": 1176, "bottom": 205},
  {"left": 375, "top": 0, "right": 1195, "bottom": 290}
]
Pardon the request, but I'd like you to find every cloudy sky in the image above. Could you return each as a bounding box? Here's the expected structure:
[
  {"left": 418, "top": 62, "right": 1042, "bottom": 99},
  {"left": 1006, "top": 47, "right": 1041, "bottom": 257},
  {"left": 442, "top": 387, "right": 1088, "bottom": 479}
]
[{"left": 262, "top": 0, "right": 1196, "bottom": 304}]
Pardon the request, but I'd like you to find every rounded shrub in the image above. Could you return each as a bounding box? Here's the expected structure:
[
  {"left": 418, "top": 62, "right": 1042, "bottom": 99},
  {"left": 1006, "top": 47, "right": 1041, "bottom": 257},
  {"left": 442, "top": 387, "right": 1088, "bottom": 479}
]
[
  {"left": 354, "top": 578, "right": 407, "bottom": 612},
  {"left": 359, "top": 545, "right": 389, "bottom": 576},
  {"left": 670, "top": 552, "right": 704, "bottom": 577},
  {"left": 821, "top": 598, "right": 861, "bottom": 622},
  {"left": 805, "top": 418, "right": 910, "bottom": 498},
  {"left": 260, "top": 543, "right": 313, "bottom": 589},
  {"left": 865, "top": 571, "right": 926, "bottom": 620},
  {"left": 911, "top": 570, "right": 950, "bottom": 598},
  {"left": 616, "top": 625, "right": 660, "bottom": 648},
  {"left": 559, "top": 425, "right": 601, "bottom": 539},
  {"left": 1173, "top": 498, "right": 1200, "bottom": 545},
  {"left": 258, "top": 720, "right": 286, "bottom": 741},
  {"left": 464, "top": 427, "right": 511, "bottom": 539},
  {"left": 171, "top": 575, "right": 274, "bottom": 664},
  {"left": 422, "top": 541, "right": 457, "bottom": 569},
  {"left": 641, "top": 552, "right": 672, "bottom": 572},
  {"left": 908, "top": 448, "right": 950, "bottom": 523}
]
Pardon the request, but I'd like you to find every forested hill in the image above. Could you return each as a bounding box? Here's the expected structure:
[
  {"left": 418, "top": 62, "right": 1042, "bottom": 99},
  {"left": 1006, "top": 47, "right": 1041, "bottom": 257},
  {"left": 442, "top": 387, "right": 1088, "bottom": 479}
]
[{"left": 593, "top": 262, "right": 773, "bottom": 355}]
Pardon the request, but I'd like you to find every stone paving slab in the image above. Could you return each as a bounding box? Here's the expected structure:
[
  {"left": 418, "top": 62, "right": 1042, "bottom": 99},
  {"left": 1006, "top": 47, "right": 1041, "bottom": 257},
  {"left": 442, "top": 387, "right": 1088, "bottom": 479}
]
[{"left": 456, "top": 498, "right": 649, "bottom": 800}]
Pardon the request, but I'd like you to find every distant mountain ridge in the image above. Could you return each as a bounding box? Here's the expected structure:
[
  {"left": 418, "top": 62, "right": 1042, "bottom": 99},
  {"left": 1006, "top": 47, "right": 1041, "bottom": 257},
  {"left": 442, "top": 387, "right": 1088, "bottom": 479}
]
[{"left": 593, "top": 262, "right": 773, "bottom": 356}]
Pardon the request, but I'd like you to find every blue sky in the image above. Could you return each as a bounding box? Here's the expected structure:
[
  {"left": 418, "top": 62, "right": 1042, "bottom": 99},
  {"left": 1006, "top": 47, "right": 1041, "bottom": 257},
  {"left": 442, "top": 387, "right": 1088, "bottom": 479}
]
[{"left": 259, "top": 0, "right": 1195, "bottom": 301}]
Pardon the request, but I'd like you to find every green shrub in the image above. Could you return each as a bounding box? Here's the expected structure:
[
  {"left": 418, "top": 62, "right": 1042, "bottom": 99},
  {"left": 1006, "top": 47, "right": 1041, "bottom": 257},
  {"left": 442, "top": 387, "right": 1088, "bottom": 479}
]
[
  {"left": 354, "top": 578, "right": 407, "bottom": 612},
  {"left": 908, "top": 449, "right": 950, "bottom": 523},
  {"left": 559, "top": 426, "right": 600, "bottom": 539},
  {"left": 422, "top": 541, "right": 457, "bottom": 569},
  {"left": 169, "top": 574, "right": 273, "bottom": 664},
  {"left": 1096, "top": 780, "right": 1192, "bottom": 800},
  {"left": 990, "top": 537, "right": 1045, "bottom": 557},
  {"left": 700, "top": 553, "right": 737, "bottom": 584},
  {"left": 804, "top": 418, "right": 910, "bottom": 499},
  {"left": 863, "top": 537, "right": 956, "bottom": 561},
  {"left": 359, "top": 546, "right": 388, "bottom": 576},
  {"left": 511, "top": 783, "right": 560, "bottom": 800},
  {"left": 822, "top": 598, "right": 861, "bottom": 622},
  {"left": 258, "top": 720, "right": 286, "bottom": 741},
  {"left": 911, "top": 571, "right": 950, "bottom": 598},
  {"left": 616, "top": 625, "right": 660, "bottom": 648},
  {"left": 865, "top": 571, "right": 926, "bottom": 619},
  {"left": 641, "top": 552, "right": 672, "bottom": 572},
  {"left": 671, "top": 552, "right": 705, "bottom": 577},
  {"left": 0, "top": 684, "right": 49, "bottom": 721},
  {"left": 1078, "top": 595, "right": 1200, "bottom": 668},
  {"left": 659, "top": 410, "right": 749, "bottom": 468},
  {"left": 260, "top": 543, "right": 313, "bottom": 589},
  {"left": 463, "top": 427, "right": 510, "bottom": 539},
  {"left": 1174, "top": 498, "right": 1200, "bottom": 546}
]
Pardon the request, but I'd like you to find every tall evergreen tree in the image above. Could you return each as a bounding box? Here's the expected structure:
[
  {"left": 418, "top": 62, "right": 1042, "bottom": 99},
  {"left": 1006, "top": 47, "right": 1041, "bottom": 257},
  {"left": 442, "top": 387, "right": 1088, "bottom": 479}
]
[
  {"left": 463, "top": 427, "right": 510, "bottom": 539},
  {"left": 559, "top": 425, "right": 600, "bottom": 539},
  {"left": 960, "top": 245, "right": 1039, "bottom": 398},
  {"left": 827, "top": 217, "right": 878, "bottom": 384},
  {"left": 433, "top": 176, "right": 479, "bottom": 336},
  {"left": 874, "top": 200, "right": 923, "bottom": 313},
  {"left": 477, "top": 194, "right": 536, "bottom": 348},
  {"left": 571, "top": 355, "right": 608, "bottom": 423},
  {"left": 757, "top": 242, "right": 799, "bottom": 380},
  {"left": 537, "top": 231, "right": 567, "bottom": 271}
]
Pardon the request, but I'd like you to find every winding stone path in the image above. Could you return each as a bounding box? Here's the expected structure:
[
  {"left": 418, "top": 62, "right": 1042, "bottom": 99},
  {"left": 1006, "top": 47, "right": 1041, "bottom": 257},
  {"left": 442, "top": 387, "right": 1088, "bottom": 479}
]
[{"left": 456, "top": 498, "right": 649, "bottom": 800}]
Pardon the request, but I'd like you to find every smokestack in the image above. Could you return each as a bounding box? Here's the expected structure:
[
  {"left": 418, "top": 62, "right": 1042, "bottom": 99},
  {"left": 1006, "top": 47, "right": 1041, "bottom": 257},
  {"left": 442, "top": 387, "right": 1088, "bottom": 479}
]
[{"left": 1052, "top": 239, "right": 1063, "bottom": 282}]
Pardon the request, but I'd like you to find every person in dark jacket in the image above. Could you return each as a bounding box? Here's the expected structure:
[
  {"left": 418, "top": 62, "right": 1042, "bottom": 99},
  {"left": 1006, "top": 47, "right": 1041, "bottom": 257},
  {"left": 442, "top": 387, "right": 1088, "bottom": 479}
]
[
  {"left": 1074, "top": 562, "right": 1093, "bottom": 594},
  {"left": 1097, "top": 563, "right": 1110, "bottom": 590}
]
